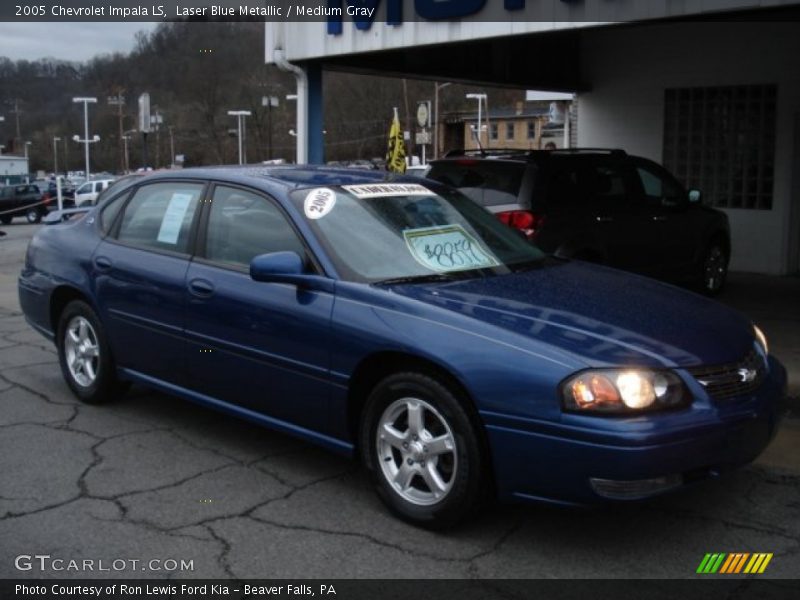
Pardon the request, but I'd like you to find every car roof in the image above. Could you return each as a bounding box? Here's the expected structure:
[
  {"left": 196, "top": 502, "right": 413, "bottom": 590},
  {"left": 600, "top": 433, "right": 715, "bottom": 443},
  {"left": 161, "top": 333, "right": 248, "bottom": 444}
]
[
  {"left": 432, "top": 148, "right": 631, "bottom": 164},
  {"left": 136, "top": 164, "right": 413, "bottom": 192}
]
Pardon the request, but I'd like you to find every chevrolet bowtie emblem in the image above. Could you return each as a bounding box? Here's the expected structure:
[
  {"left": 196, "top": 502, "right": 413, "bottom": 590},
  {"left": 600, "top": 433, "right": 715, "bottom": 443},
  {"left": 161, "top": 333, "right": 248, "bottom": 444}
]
[{"left": 738, "top": 368, "right": 757, "bottom": 383}]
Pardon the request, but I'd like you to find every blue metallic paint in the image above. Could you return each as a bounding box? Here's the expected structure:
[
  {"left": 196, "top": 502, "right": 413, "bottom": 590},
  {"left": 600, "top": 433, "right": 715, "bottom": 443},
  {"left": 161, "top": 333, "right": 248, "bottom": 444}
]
[{"left": 18, "top": 166, "right": 787, "bottom": 506}]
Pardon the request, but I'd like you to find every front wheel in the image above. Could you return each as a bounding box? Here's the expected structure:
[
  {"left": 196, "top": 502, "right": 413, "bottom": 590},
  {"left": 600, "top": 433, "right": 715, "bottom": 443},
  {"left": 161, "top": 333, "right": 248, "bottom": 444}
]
[
  {"left": 698, "top": 242, "right": 728, "bottom": 295},
  {"left": 57, "top": 300, "right": 126, "bottom": 404},
  {"left": 25, "top": 208, "right": 41, "bottom": 224},
  {"left": 360, "top": 372, "right": 490, "bottom": 529}
]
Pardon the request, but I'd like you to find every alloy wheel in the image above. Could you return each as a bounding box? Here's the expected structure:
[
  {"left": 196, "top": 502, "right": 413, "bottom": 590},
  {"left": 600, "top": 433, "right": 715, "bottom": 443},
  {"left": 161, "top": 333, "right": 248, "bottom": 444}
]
[
  {"left": 64, "top": 316, "right": 100, "bottom": 388},
  {"left": 376, "top": 397, "right": 457, "bottom": 506}
]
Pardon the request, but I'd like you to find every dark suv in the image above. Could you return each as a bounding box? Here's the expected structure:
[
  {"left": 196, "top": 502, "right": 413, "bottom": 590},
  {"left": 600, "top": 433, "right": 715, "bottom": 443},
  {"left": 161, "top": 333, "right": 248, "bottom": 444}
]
[
  {"left": 427, "top": 149, "right": 730, "bottom": 294},
  {"left": 0, "top": 184, "right": 48, "bottom": 224}
]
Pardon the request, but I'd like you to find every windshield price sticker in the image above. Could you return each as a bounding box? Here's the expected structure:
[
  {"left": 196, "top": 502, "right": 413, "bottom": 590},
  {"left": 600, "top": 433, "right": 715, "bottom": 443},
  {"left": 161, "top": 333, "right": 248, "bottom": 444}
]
[
  {"left": 342, "top": 183, "right": 431, "bottom": 199},
  {"left": 403, "top": 225, "right": 500, "bottom": 272},
  {"left": 304, "top": 187, "right": 337, "bottom": 220}
]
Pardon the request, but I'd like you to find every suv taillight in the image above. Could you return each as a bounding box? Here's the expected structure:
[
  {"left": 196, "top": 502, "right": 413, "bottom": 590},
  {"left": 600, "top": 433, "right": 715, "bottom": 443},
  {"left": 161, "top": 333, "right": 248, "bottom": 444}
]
[{"left": 496, "top": 210, "right": 544, "bottom": 239}]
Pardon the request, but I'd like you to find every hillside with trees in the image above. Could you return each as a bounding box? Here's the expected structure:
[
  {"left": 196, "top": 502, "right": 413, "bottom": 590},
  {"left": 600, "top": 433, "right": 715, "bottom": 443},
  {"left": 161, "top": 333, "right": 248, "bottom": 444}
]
[{"left": 0, "top": 21, "right": 522, "bottom": 173}]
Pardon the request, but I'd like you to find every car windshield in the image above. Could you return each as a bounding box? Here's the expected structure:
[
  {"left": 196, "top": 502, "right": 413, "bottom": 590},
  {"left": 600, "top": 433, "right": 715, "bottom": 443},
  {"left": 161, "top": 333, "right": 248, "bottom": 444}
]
[{"left": 290, "top": 182, "right": 545, "bottom": 283}]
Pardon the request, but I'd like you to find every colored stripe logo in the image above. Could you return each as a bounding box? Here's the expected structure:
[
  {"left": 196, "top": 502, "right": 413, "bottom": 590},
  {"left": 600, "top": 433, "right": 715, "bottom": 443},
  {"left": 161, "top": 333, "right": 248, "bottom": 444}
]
[{"left": 697, "top": 553, "right": 773, "bottom": 574}]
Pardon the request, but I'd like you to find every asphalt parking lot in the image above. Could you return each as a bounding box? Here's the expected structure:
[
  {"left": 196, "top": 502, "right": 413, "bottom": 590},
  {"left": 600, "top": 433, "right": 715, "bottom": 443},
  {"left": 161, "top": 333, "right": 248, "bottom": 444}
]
[{"left": 1, "top": 222, "right": 798, "bottom": 579}]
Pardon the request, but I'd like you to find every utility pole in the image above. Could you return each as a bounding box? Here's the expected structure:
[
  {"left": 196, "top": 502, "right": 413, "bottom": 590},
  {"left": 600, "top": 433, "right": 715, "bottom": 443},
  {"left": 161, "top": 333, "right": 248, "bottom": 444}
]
[
  {"left": 53, "top": 136, "right": 61, "bottom": 175},
  {"left": 10, "top": 99, "right": 22, "bottom": 154},
  {"left": 168, "top": 126, "right": 175, "bottom": 167},
  {"left": 151, "top": 106, "right": 163, "bottom": 168},
  {"left": 108, "top": 90, "right": 125, "bottom": 173},
  {"left": 122, "top": 134, "right": 131, "bottom": 172},
  {"left": 433, "top": 82, "right": 451, "bottom": 159}
]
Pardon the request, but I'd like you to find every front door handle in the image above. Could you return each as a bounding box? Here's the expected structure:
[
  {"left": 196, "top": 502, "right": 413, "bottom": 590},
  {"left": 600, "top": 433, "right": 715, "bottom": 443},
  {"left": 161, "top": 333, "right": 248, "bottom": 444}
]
[
  {"left": 595, "top": 216, "right": 614, "bottom": 223},
  {"left": 93, "top": 256, "right": 112, "bottom": 272},
  {"left": 652, "top": 215, "right": 668, "bottom": 222},
  {"left": 188, "top": 278, "right": 215, "bottom": 298}
]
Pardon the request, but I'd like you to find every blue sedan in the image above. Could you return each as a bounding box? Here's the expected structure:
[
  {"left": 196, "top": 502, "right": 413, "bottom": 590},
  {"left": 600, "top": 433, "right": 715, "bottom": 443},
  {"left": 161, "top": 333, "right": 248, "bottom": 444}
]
[{"left": 18, "top": 166, "right": 786, "bottom": 528}]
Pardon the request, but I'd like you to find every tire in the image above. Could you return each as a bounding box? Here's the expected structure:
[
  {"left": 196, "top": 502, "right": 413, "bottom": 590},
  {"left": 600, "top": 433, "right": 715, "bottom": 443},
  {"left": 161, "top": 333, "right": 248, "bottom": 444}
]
[
  {"left": 698, "top": 241, "right": 728, "bottom": 296},
  {"left": 360, "top": 372, "right": 490, "bottom": 529},
  {"left": 25, "top": 208, "right": 41, "bottom": 224},
  {"left": 0, "top": 215, "right": 11, "bottom": 225},
  {"left": 56, "top": 300, "right": 126, "bottom": 404}
]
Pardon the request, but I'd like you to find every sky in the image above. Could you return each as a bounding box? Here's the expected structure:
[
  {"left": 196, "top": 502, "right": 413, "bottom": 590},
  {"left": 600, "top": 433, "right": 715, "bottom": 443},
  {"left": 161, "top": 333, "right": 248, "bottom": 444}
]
[{"left": 0, "top": 22, "right": 160, "bottom": 63}]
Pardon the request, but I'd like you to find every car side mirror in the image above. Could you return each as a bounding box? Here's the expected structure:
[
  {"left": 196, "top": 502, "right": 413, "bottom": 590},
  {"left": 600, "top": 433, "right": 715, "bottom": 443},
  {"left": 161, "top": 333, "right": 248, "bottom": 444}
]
[
  {"left": 249, "top": 252, "right": 334, "bottom": 293},
  {"left": 688, "top": 189, "right": 702, "bottom": 204}
]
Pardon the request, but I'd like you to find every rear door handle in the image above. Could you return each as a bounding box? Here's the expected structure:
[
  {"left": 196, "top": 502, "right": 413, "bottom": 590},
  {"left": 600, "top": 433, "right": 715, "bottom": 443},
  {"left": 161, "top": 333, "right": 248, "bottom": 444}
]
[
  {"left": 188, "top": 278, "right": 215, "bottom": 298},
  {"left": 595, "top": 216, "right": 614, "bottom": 223},
  {"left": 652, "top": 215, "right": 668, "bottom": 222},
  {"left": 93, "top": 256, "right": 112, "bottom": 272}
]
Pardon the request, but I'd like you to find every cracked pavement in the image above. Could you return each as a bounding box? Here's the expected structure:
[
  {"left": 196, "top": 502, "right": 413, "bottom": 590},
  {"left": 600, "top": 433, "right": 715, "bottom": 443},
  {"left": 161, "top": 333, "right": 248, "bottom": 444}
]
[{"left": 1, "top": 223, "right": 799, "bottom": 579}]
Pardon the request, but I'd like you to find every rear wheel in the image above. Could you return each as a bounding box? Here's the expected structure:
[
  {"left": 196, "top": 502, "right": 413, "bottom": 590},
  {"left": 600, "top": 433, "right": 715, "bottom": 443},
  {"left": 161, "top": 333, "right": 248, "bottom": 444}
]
[
  {"left": 25, "top": 208, "right": 41, "bottom": 224},
  {"left": 360, "top": 372, "right": 490, "bottom": 529},
  {"left": 698, "top": 241, "right": 728, "bottom": 295},
  {"left": 57, "top": 300, "right": 126, "bottom": 404},
  {"left": 0, "top": 215, "right": 11, "bottom": 225}
]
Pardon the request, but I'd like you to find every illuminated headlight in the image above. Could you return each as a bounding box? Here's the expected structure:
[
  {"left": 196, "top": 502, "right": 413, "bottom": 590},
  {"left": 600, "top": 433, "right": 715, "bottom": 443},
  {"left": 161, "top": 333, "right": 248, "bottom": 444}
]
[
  {"left": 753, "top": 324, "right": 769, "bottom": 356},
  {"left": 562, "top": 369, "right": 688, "bottom": 414}
]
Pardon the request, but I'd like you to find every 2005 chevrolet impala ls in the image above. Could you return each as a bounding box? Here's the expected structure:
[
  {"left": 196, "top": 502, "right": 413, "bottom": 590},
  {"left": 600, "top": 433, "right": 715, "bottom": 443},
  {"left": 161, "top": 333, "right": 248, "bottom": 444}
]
[{"left": 18, "top": 166, "right": 786, "bottom": 528}]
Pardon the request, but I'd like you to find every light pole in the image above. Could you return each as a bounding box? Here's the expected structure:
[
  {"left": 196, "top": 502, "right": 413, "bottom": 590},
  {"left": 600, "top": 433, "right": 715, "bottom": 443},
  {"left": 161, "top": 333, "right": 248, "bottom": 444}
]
[
  {"left": 466, "top": 93, "right": 488, "bottom": 147},
  {"left": 262, "top": 95, "right": 279, "bottom": 160},
  {"left": 227, "top": 110, "right": 251, "bottom": 165},
  {"left": 0, "top": 116, "right": 4, "bottom": 155},
  {"left": 434, "top": 82, "right": 451, "bottom": 159},
  {"left": 53, "top": 136, "right": 61, "bottom": 175},
  {"left": 72, "top": 97, "right": 98, "bottom": 178},
  {"left": 24, "top": 141, "right": 31, "bottom": 159}
]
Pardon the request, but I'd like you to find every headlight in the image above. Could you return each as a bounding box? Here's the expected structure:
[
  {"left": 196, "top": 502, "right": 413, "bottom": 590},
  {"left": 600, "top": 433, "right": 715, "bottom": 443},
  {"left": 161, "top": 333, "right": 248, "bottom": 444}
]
[
  {"left": 562, "top": 369, "right": 688, "bottom": 414},
  {"left": 753, "top": 324, "right": 768, "bottom": 356}
]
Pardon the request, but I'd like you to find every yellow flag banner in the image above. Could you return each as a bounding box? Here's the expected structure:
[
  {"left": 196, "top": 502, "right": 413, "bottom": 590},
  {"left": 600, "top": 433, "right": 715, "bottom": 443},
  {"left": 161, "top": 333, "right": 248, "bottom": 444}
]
[{"left": 385, "top": 108, "right": 407, "bottom": 173}]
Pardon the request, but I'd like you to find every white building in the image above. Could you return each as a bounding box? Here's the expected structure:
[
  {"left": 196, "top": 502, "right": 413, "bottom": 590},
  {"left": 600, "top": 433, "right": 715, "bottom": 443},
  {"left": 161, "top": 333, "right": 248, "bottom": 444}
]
[{"left": 266, "top": 1, "right": 800, "bottom": 275}]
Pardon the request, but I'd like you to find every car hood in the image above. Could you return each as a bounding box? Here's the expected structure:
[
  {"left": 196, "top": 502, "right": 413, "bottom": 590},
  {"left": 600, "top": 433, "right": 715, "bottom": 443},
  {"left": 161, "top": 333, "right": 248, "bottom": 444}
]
[{"left": 387, "top": 261, "right": 754, "bottom": 368}]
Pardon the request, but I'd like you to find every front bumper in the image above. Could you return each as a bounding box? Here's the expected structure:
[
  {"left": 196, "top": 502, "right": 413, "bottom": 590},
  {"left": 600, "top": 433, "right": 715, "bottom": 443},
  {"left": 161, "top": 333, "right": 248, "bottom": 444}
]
[{"left": 484, "top": 357, "right": 788, "bottom": 505}]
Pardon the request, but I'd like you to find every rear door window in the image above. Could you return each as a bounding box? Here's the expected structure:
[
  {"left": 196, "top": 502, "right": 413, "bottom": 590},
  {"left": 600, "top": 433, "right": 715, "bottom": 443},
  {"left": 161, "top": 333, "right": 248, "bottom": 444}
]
[
  {"left": 427, "top": 161, "right": 525, "bottom": 207},
  {"left": 114, "top": 182, "right": 203, "bottom": 254}
]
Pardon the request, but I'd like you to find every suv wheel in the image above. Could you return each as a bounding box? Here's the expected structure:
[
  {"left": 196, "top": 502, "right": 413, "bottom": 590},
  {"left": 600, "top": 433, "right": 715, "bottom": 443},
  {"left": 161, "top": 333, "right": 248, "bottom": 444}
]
[
  {"left": 360, "top": 372, "right": 489, "bottom": 529},
  {"left": 25, "top": 208, "right": 41, "bottom": 224},
  {"left": 699, "top": 242, "right": 728, "bottom": 296}
]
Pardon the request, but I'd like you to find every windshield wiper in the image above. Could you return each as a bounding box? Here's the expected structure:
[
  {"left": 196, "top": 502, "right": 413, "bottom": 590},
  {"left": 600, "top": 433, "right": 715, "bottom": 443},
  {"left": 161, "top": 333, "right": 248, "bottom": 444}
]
[{"left": 371, "top": 273, "right": 463, "bottom": 286}]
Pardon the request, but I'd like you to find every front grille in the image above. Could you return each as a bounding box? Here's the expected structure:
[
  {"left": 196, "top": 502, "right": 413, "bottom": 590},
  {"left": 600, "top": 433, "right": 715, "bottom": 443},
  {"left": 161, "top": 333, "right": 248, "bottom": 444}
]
[{"left": 687, "top": 348, "right": 766, "bottom": 401}]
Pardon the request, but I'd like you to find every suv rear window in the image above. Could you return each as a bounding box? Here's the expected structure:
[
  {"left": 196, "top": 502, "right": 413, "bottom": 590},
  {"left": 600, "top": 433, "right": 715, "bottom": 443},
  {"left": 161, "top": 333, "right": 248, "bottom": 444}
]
[{"left": 427, "top": 160, "right": 525, "bottom": 208}]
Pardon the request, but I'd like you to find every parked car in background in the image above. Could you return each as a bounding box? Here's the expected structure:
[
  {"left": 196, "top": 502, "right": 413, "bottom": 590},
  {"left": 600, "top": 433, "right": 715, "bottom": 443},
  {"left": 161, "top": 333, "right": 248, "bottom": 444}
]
[
  {"left": 0, "top": 183, "right": 48, "bottom": 223},
  {"left": 405, "top": 164, "right": 431, "bottom": 178},
  {"left": 18, "top": 166, "right": 785, "bottom": 528},
  {"left": 73, "top": 178, "right": 115, "bottom": 207},
  {"left": 427, "top": 149, "right": 731, "bottom": 294}
]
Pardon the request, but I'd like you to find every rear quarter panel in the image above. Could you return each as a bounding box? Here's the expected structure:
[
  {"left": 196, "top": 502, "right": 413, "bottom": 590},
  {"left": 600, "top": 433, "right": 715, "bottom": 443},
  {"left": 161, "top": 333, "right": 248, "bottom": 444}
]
[{"left": 19, "top": 214, "right": 103, "bottom": 337}]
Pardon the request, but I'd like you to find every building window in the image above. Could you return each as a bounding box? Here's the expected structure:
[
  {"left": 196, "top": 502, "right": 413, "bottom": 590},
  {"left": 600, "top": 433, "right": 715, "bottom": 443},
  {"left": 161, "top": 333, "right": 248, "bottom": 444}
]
[
  {"left": 663, "top": 84, "right": 776, "bottom": 210},
  {"left": 506, "top": 122, "right": 515, "bottom": 141},
  {"left": 527, "top": 121, "right": 536, "bottom": 140},
  {"left": 490, "top": 123, "right": 498, "bottom": 140}
]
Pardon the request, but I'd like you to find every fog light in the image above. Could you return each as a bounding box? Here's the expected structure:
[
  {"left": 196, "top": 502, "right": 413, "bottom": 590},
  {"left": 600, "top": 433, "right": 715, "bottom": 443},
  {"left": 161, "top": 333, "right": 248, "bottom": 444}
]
[{"left": 590, "top": 474, "right": 682, "bottom": 500}]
